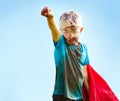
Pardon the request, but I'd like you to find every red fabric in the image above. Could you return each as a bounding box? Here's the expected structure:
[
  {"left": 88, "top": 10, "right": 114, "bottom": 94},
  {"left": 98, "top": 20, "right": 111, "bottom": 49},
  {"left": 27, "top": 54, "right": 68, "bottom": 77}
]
[{"left": 82, "top": 64, "right": 119, "bottom": 101}]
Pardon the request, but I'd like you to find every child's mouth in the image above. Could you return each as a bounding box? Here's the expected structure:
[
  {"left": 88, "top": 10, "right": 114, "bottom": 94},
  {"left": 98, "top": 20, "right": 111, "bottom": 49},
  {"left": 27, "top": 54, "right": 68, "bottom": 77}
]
[{"left": 67, "top": 38, "right": 76, "bottom": 44}]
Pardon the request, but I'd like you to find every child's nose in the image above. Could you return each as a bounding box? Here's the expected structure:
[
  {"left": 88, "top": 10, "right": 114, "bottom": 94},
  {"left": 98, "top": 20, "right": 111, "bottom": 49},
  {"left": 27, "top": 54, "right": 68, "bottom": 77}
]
[{"left": 69, "top": 33, "right": 74, "bottom": 38}]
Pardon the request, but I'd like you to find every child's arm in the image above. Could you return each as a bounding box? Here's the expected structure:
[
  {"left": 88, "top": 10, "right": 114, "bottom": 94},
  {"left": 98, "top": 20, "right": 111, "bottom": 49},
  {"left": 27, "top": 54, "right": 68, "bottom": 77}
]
[{"left": 41, "top": 7, "right": 61, "bottom": 42}]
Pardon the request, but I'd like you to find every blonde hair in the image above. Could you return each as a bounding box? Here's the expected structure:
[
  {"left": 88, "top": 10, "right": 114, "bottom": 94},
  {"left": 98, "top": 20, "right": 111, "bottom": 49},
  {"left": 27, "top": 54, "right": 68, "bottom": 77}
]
[{"left": 59, "top": 11, "right": 82, "bottom": 32}]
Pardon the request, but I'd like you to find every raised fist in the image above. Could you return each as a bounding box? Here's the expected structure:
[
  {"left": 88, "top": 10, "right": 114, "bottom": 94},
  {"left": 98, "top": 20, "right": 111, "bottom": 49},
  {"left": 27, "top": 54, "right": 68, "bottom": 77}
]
[{"left": 41, "top": 7, "right": 53, "bottom": 17}]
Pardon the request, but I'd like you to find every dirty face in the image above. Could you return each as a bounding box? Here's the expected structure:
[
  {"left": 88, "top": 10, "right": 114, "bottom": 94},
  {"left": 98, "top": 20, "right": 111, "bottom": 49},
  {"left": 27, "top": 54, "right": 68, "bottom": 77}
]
[
  {"left": 62, "top": 27, "right": 81, "bottom": 45},
  {"left": 64, "top": 31, "right": 79, "bottom": 45}
]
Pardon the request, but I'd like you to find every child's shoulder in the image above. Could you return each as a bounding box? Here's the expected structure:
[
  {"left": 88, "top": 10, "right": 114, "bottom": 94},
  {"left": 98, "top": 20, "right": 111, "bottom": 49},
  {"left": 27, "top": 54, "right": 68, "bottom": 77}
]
[
  {"left": 80, "top": 42, "right": 87, "bottom": 47},
  {"left": 53, "top": 35, "right": 64, "bottom": 46},
  {"left": 79, "top": 42, "right": 88, "bottom": 50}
]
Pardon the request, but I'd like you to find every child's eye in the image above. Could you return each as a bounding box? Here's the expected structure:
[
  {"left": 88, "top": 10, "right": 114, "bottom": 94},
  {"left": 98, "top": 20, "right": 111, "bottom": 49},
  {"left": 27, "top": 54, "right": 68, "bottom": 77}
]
[{"left": 64, "top": 32, "right": 70, "bottom": 34}]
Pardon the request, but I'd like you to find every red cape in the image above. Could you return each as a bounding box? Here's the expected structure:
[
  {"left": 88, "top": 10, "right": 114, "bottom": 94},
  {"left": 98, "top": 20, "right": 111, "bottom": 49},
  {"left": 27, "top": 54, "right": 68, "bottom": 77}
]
[{"left": 82, "top": 64, "right": 119, "bottom": 101}]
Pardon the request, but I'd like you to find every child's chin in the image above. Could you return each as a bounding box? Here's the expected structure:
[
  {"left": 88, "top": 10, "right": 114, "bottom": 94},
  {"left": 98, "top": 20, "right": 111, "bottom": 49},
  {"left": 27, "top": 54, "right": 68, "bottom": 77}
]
[{"left": 67, "top": 41, "right": 75, "bottom": 45}]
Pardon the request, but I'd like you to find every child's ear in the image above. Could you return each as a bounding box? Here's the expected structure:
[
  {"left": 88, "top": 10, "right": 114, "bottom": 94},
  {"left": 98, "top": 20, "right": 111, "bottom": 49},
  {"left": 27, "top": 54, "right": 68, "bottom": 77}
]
[{"left": 80, "top": 27, "right": 83, "bottom": 32}]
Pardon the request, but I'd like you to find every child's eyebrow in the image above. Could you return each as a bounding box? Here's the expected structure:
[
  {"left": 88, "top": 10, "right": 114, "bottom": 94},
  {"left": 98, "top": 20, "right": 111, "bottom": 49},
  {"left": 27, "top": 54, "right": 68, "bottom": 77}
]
[{"left": 64, "top": 26, "right": 79, "bottom": 31}]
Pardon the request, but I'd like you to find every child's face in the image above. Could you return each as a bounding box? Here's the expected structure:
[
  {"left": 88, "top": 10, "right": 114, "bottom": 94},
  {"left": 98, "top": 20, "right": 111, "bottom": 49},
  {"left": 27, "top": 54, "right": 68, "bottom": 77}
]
[{"left": 62, "top": 27, "right": 83, "bottom": 45}]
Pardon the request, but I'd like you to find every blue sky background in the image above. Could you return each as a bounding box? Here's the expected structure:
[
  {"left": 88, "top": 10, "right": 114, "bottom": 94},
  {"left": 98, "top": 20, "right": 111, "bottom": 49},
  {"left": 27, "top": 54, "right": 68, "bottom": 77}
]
[{"left": 0, "top": 0, "right": 120, "bottom": 101}]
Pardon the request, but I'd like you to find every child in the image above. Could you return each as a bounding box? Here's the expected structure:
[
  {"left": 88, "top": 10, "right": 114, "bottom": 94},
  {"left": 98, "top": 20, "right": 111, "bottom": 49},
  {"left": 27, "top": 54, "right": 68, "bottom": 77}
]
[{"left": 41, "top": 6, "right": 90, "bottom": 101}]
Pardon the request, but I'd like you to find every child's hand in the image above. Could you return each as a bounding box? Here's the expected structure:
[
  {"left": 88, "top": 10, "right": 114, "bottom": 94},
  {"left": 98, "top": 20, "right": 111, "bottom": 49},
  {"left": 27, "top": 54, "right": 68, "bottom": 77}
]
[{"left": 41, "top": 7, "right": 53, "bottom": 18}]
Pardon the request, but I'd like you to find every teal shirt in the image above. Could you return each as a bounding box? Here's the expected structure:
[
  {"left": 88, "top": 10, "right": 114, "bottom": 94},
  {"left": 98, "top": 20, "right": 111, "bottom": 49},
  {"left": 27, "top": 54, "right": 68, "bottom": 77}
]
[{"left": 53, "top": 35, "right": 89, "bottom": 100}]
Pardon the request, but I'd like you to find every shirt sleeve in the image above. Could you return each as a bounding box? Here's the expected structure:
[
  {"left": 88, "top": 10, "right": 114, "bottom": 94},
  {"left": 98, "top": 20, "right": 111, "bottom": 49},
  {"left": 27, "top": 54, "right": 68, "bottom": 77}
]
[
  {"left": 53, "top": 35, "right": 64, "bottom": 47},
  {"left": 84, "top": 45, "right": 90, "bottom": 65}
]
